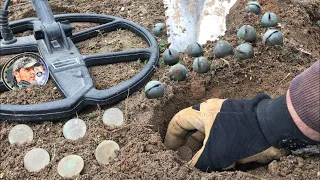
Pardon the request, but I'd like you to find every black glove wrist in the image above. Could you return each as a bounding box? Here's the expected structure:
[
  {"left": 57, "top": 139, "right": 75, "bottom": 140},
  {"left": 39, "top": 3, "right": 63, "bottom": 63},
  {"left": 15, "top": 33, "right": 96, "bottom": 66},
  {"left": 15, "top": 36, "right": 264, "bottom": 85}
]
[
  {"left": 194, "top": 93, "right": 318, "bottom": 172},
  {"left": 256, "top": 94, "right": 318, "bottom": 150},
  {"left": 195, "top": 94, "right": 272, "bottom": 171}
]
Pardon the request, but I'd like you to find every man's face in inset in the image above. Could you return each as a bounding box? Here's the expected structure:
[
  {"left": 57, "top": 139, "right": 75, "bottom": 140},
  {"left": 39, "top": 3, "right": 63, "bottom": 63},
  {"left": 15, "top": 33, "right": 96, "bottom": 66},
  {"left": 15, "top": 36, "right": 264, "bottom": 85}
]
[
  {"left": 13, "top": 66, "right": 36, "bottom": 83},
  {"left": 11, "top": 57, "right": 41, "bottom": 85}
]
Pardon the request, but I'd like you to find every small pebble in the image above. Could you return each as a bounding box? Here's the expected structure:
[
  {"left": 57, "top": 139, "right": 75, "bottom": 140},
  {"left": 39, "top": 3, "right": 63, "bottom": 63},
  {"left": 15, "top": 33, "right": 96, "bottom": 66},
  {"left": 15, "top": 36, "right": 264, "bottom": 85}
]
[
  {"left": 63, "top": 118, "right": 87, "bottom": 140},
  {"left": 102, "top": 108, "right": 124, "bottom": 126},
  {"left": 95, "top": 140, "right": 120, "bottom": 165},
  {"left": 24, "top": 148, "right": 50, "bottom": 172},
  {"left": 57, "top": 155, "right": 84, "bottom": 178},
  {"left": 8, "top": 124, "right": 33, "bottom": 145}
]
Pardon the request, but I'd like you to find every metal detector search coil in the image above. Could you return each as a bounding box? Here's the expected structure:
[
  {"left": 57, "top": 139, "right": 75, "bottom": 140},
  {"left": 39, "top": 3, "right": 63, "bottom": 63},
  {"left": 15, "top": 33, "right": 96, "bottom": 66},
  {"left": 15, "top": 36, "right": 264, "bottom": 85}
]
[{"left": 0, "top": 0, "right": 159, "bottom": 122}]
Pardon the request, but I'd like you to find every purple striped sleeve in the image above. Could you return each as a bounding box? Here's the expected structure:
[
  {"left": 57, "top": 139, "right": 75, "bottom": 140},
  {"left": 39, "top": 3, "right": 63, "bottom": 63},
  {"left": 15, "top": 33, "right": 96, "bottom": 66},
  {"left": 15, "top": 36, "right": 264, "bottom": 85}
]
[{"left": 289, "top": 60, "right": 320, "bottom": 133}]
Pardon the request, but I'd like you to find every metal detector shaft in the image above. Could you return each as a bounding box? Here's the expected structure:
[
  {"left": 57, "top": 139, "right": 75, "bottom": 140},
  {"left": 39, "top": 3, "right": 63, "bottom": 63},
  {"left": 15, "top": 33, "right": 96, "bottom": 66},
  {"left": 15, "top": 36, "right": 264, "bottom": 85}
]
[
  {"left": 31, "top": 0, "right": 55, "bottom": 24},
  {"left": 31, "top": 0, "right": 63, "bottom": 41}
]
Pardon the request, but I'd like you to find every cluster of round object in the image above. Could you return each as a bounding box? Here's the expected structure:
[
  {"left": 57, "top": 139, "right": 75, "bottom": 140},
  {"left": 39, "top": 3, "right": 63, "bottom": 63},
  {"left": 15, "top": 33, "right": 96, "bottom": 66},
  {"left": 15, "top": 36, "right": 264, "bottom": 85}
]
[
  {"left": 144, "top": 40, "right": 208, "bottom": 99},
  {"left": 9, "top": 108, "right": 124, "bottom": 178},
  {"left": 244, "top": 1, "right": 283, "bottom": 46},
  {"left": 212, "top": 1, "right": 283, "bottom": 61},
  {"left": 147, "top": 1, "right": 285, "bottom": 100}
]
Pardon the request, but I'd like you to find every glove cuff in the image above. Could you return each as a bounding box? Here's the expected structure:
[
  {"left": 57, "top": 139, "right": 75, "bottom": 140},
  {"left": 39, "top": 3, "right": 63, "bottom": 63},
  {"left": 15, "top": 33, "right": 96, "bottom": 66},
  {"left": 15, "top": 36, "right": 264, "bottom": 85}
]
[{"left": 256, "top": 94, "right": 318, "bottom": 150}]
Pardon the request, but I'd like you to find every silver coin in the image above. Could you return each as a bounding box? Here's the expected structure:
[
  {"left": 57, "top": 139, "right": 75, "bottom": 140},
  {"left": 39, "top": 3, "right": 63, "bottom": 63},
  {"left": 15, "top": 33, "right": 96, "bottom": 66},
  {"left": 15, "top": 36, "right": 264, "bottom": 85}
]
[
  {"left": 57, "top": 155, "right": 84, "bottom": 178},
  {"left": 24, "top": 148, "right": 50, "bottom": 172},
  {"left": 102, "top": 108, "right": 124, "bottom": 126},
  {"left": 63, "top": 118, "right": 87, "bottom": 140},
  {"left": 95, "top": 140, "right": 120, "bottom": 165},
  {"left": 8, "top": 124, "right": 33, "bottom": 145}
]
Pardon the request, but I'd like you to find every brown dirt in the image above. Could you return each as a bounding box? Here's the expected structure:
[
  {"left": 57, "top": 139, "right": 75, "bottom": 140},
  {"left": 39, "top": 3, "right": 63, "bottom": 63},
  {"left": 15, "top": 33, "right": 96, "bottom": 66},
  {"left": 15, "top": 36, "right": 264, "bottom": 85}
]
[{"left": 0, "top": 0, "right": 319, "bottom": 179}]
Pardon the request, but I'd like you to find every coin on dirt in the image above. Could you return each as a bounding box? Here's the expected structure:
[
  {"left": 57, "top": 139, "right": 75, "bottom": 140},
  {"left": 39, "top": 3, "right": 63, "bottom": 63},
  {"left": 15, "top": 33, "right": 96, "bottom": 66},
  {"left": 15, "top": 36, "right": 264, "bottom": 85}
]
[
  {"left": 57, "top": 155, "right": 84, "bottom": 178},
  {"left": 177, "top": 146, "right": 193, "bottom": 161},
  {"left": 63, "top": 118, "right": 87, "bottom": 140},
  {"left": 102, "top": 108, "right": 124, "bottom": 126},
  {"left": 95, "top": 140, "right": 120, "bottom": 165},
  {"left": 24, "top": 148, "right": 50, "bottom": 172},
  {"left": 8, "top": 124, "right": 33, "bottom": 145}
]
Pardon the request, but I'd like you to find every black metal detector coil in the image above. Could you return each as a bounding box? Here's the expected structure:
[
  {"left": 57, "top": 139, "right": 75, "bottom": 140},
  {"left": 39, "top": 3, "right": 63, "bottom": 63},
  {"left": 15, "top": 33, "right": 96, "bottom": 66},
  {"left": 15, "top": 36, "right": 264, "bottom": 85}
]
[{"left": 0, "top": 0, "right": 159, "bottom": 121}]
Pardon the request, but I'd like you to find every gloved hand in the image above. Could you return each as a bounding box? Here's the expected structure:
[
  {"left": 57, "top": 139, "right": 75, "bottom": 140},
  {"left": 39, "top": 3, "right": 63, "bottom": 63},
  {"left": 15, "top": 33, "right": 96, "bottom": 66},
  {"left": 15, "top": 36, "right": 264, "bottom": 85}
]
[{"left": 164, "top": 93, "right": 317, "bottom": 171}]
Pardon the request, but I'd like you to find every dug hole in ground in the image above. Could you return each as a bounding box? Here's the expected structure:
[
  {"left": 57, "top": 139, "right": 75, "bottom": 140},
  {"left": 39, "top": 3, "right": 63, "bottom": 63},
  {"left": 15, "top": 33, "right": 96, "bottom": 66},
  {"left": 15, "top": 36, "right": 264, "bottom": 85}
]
[{"left": 0, "top": 0, "right": 319, "bottom": 179}]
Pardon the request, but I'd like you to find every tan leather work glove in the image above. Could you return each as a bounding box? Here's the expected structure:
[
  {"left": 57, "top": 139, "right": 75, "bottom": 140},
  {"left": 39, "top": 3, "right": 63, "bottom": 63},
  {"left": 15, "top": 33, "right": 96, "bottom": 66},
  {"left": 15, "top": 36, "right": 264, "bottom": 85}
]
[{"left": 164, "top": 93, "right": 318, "bottom": 171}]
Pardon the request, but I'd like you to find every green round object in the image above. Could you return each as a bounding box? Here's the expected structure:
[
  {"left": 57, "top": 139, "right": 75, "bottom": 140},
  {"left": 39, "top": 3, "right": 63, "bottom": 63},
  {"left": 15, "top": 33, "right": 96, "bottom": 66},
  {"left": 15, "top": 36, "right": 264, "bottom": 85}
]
[
  {"left": 235, "top": 43, "right": 254, "bottom": 60},
  {"left": 8, "top": 124, "right": 33, "bottom": 145},
  {"left": 245, "top": 1, "right": 261, "bottom": 14},
  {"left": 263, "top": 29, "right": 283, "bottom": 46},
  {"left": 237, "top": 25, "right": 257, "bottom": 43},
  {"left": 192, "top": 57, "right": 211, "bottom": 73},
  {"left": 163, "top": 48, "right": 180, "bottom": 65},
  {"left": 261, "top": 12, "right": 278, "bottom": 27},
  {"left": 144, "top": 80, "right": 165, "bottom": 99},
  {"left": 186, "top": 42, "right": 203, "bottom": 57},
  {"left": 152, "top": 23, "right": 166, "bottom": 36},
  {"left": 214, "top": 40, "right": 233, "bottom": 58},
  {"left": 169, "top": 64, "right": 188, "bottom": 81},
  {"left": 57, "top": 155, "right": 84, "bottom": 178}
]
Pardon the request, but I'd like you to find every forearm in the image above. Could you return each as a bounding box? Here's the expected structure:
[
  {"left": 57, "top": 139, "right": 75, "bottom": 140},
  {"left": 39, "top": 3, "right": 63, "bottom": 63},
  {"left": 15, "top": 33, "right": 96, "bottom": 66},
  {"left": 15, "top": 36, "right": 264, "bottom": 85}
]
[{"left": 287, "top": 60, "right": 320, "bottom": 141}]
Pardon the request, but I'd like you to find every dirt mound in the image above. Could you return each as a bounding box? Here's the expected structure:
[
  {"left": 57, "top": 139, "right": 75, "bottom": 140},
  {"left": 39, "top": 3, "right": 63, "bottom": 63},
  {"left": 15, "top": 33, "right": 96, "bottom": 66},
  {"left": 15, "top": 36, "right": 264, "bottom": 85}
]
[{"left": 0, "top": 0, "right": 319, "bottom": 179}]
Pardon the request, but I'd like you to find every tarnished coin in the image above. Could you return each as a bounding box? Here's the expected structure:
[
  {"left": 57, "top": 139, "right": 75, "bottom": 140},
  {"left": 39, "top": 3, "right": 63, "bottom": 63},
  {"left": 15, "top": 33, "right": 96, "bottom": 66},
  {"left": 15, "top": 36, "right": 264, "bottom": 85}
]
[
  {"left": 24, "top": 148, "right": 50, "bottom": 172},
  {"left": 63, "top": 118, "right": 87, "bottom": 140},
  {"left": 177, "top": 146, "right": 193, "bottom": 161},
  {"left": 102, "top": 108, "right": 124, "bottom": 126},
  {"left": 57, "top": 155, "right": 84, "bottom": 178},
  {"left": 95, "top": 140, "right": 120, "bottom": 165},
  {"left": 8, "top": 124, "right": 33, "bottom": 145}
]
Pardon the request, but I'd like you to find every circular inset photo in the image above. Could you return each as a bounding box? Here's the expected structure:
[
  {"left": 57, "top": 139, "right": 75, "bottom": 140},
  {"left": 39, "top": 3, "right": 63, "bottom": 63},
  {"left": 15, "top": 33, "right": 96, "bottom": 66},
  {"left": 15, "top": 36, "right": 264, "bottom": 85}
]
[{"left": 1, "top": 52, "right": 49, "bottom": 90}]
